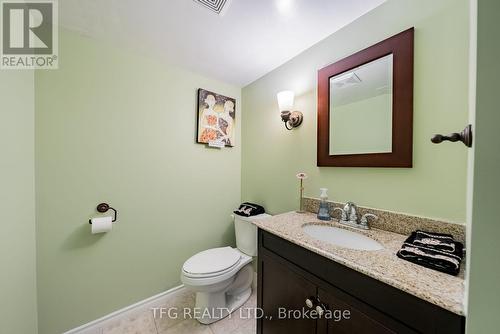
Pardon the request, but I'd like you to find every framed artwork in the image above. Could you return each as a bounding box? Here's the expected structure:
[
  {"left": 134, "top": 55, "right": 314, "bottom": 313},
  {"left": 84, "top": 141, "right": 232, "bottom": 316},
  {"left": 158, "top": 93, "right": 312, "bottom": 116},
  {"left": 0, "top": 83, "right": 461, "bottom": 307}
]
[{"left": 196, "top": 88, "right": 236, "bottom": 147}]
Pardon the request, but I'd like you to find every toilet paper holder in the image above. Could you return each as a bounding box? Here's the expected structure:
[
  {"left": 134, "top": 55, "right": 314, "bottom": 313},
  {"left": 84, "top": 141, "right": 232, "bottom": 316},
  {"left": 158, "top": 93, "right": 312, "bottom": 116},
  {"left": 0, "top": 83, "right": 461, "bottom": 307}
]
[{"left": 88, "top": 203, "right": 117, "bottom": 224}]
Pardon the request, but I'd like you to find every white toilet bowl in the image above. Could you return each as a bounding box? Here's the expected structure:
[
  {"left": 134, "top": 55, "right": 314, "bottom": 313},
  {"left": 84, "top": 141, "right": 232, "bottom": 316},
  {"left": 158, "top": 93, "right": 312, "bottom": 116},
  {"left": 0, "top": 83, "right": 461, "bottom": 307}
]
[
  {"left": 181, "top": 213, "right": 271, "bottom": 324},
  {"left": 181, "top": 247, "right": 253, "bottom": 324}
]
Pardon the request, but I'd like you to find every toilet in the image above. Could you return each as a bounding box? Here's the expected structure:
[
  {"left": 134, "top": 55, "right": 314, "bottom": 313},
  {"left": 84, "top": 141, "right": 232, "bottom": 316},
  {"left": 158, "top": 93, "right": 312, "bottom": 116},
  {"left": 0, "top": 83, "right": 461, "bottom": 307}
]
[{"left": 181, "top": 213, "right": 271, "bottom": 324}]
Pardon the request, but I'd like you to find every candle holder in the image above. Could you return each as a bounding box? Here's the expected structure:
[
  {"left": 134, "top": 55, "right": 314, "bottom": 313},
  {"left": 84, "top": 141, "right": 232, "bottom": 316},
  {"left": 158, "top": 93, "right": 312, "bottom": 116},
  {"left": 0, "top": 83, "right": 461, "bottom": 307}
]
[{"left": 296, "top": 172, "right": 308, "bottom": 213}]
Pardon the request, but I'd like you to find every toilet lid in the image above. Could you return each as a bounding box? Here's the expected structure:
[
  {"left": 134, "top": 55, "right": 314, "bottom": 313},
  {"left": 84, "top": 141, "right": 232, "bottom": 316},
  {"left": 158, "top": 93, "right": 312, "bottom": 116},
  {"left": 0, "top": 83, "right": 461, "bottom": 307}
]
[{"left": 183, "top": 247, "right": 241, "bottom": 276}]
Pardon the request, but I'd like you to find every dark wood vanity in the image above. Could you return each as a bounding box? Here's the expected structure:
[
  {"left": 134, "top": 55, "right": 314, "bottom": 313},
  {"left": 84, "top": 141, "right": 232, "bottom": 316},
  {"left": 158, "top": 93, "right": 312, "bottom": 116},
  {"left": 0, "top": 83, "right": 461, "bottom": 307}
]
[{"left": 257, "top": 229, "right": 465, "bottom": 334}]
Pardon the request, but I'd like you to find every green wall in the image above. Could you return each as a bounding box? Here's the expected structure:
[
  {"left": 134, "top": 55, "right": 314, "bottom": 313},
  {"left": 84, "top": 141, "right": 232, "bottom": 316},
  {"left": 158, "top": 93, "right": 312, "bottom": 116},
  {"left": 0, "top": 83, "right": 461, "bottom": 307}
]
[
  {"left": 35, "top": 30, "right": 241, "bottom": 333},
  {"left": 466, "top": 0, "right": 500, "bottom": 332},
  {"left": 0, "top": 71, "right": 38, "bottom": 333},
  {"left": 242, "top": 0, "right": 469, "bottom": 223}
]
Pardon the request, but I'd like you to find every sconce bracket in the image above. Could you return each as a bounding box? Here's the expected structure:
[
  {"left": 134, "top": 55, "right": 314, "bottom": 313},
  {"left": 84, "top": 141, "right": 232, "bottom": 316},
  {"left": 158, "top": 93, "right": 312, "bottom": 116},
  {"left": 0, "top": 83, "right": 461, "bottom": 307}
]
[{"left": 281, "top": 111, "right": 303, "bottom": 130}]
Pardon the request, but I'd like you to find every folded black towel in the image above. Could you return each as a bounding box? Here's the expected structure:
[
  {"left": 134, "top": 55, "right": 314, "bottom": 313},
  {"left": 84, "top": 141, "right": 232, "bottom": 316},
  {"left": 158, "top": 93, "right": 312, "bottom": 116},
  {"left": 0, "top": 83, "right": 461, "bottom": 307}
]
[
  {"left": 396, "top": 232, "right": 464, "bottom": 276},
  {"left": 234, "top": 202, "right": 265, "bottom": 217},
  {"left": 413, "top": 230, "right": 456, "bottom": 253}
]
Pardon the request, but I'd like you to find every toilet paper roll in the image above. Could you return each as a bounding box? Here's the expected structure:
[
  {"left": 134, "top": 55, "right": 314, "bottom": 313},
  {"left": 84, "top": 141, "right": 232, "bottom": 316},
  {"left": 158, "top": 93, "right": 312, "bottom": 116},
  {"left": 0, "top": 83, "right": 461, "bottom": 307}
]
[{"left": 90, "top": 216, "right": 113, "bottom": 234}]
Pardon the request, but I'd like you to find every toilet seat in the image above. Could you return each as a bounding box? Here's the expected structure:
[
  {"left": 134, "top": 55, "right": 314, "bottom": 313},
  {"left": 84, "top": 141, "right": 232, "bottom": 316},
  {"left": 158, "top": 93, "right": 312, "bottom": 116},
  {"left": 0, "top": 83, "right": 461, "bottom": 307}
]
[
  {"left": 183, "top": 247, "right": 242, "bottom": 278},
  {"left": 181, "top": 248, "right": 252, "bottom": 287}
]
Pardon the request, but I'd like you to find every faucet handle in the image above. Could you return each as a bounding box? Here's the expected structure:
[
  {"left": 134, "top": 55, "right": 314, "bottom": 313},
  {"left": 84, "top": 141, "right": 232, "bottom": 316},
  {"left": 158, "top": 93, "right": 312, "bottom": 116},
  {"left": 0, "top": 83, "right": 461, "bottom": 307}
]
[
  {"left": 332, "top": 207, "right": 346, "bottom": 221},
  {"left": 360, "top": 213, "right": 378, "bottom": 228},
  {"left": 345, "top": 202, "right": 359, "bottom": 222}
]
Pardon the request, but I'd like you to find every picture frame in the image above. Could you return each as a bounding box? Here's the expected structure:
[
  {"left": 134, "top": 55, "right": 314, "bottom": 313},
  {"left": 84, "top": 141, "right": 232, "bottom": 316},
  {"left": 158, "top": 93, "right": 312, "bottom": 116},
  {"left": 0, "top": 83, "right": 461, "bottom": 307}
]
[{"left": 196, "top": 88, "right": 236, "bottom": 147}]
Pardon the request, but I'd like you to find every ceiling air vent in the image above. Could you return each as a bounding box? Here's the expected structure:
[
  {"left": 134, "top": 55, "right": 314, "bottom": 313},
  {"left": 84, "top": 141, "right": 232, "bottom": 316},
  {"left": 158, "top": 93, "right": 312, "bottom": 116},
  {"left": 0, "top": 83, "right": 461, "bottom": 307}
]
[{"left": 193, "top": 0, "right": 231, "bottom": 15}]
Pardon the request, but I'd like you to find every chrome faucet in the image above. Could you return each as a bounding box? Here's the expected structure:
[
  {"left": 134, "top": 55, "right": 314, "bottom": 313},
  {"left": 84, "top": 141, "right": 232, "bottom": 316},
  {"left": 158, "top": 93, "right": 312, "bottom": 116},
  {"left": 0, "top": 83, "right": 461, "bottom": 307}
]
[{"left": 333, "top": 202, "right": 378, "bottom": 230}]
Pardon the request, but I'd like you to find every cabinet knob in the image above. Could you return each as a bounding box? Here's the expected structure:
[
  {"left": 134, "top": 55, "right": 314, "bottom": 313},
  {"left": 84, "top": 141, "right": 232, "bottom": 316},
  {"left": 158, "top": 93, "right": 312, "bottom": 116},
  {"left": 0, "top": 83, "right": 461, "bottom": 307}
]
[
  {"left": 316, "top": 305, "right": 325, "bottom": 316},
  {"left": 305, "top": 298, "right": 314, "bottom": 309}
]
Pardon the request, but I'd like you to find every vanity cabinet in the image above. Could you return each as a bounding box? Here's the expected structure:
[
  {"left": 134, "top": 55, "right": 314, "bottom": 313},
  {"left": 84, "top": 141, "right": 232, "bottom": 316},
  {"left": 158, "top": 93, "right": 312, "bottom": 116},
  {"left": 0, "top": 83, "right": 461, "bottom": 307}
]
[
  {"left": 316, "top": 287, "right": 408, "bottom": 334},
  {"left": 257, "top": 229, "right": 465, "bottom": 334},
  {"left": 259, "top": 252, "right": 317, "bottom": 333}
]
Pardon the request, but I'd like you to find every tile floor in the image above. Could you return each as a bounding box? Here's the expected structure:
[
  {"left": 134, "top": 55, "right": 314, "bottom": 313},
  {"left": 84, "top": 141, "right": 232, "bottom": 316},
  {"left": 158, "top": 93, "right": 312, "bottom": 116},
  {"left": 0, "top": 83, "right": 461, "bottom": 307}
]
[{"left": 102, "top": 289, "right": 257, "bottom": 334}]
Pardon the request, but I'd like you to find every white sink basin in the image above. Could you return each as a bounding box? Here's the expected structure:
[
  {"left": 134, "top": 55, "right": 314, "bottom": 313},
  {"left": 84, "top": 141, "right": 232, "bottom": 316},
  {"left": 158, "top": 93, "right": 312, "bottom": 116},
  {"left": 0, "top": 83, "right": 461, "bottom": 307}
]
[{"left": 302, "top": 225, "right": 383, "bottom": 251}]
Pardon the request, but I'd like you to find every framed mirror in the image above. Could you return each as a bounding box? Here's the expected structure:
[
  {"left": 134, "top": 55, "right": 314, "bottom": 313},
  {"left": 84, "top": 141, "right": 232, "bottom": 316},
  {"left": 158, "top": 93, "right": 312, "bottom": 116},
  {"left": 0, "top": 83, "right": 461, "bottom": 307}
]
[{"left": 317, "top": 28, "right": 414, "bottom": 167}]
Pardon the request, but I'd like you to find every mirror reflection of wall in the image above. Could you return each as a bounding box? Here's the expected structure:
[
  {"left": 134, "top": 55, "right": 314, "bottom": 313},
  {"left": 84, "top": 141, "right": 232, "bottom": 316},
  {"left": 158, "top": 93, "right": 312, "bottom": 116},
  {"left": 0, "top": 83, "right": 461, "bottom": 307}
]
[{"left": 329, "top": 54, "right": 393, "bottom": 155}]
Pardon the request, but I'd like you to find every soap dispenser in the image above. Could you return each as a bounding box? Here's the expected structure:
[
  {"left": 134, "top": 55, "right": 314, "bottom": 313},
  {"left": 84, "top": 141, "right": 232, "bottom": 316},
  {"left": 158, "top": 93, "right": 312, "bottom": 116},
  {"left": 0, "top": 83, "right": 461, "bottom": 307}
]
[{"left": 317, "top": 188, "right": 331, "bottom": 221}]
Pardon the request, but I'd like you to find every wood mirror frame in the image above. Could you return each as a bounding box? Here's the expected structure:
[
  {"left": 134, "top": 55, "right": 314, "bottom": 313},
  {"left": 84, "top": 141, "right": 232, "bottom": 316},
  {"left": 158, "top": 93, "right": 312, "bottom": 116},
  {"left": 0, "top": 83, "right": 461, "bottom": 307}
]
[{"left": 317, "top": 28, "right": 414, "bottom": 167}]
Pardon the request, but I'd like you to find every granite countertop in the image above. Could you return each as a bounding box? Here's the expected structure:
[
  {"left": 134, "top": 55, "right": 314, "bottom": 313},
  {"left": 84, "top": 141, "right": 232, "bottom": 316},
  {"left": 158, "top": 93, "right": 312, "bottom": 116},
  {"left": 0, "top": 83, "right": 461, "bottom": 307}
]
[{"left": 252, "top": 211, "right": 465, "bottom": 316}]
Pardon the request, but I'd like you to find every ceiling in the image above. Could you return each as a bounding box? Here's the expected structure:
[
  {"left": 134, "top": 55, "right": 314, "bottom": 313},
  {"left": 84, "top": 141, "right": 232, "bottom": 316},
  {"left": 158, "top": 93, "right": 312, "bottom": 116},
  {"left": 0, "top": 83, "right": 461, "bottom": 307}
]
[{"left": 59, "top": 0, "right": 386, "bottom": 87}]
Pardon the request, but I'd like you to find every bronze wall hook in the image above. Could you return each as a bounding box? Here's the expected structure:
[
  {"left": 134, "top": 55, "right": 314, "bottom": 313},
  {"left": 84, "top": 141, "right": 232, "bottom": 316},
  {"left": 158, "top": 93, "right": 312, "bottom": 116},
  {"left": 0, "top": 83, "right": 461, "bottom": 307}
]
[{"left": 431, "top": 124, "right": 473, "bottom": 148}]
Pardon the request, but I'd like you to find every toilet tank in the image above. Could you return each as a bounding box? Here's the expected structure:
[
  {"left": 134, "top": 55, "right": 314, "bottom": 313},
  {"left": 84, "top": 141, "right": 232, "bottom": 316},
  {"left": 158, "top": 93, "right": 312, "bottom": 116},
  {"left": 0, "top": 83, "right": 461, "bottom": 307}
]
[{"left": 234, "top": 213, "right": 271, "bottom": 256}]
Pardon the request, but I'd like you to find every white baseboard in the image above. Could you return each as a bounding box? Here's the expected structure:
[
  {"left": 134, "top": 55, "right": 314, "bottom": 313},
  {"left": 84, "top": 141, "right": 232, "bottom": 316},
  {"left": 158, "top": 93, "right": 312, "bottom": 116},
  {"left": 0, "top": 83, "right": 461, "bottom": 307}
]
[
  {"left": 63, "top": 285, "right": 186, "bottom": 334},
  {"left": 64, "top": 272, "right": 259, "bottom": 333}
]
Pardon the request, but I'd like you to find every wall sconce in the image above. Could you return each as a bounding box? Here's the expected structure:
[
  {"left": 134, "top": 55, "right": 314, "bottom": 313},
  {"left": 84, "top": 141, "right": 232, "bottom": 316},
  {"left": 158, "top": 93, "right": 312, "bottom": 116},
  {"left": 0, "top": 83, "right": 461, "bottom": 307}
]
[{"left": 277, "top": 90, "right": 303, "bottom": 130}]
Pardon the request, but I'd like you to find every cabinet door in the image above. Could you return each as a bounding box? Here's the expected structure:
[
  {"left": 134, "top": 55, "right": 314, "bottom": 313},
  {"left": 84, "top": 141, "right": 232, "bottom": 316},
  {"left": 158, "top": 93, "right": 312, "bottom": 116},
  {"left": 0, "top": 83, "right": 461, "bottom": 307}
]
[
  {"left": 317, "top": 288, "right": 418, "bottom": 334},
  {"left": 259, "top": 253, "right": 317, "bottom": 334}
]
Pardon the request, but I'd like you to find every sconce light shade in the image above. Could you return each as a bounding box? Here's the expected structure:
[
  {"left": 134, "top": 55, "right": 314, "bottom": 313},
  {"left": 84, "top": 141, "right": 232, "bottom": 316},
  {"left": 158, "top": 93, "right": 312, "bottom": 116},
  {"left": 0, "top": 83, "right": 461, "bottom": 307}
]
[
  {"left": 277, "top": 90, "right": 295, "bottom": 112},
  {"left": 277, "top": 90, "right": 303, "bottom": 130}
]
